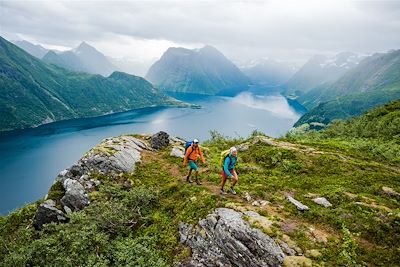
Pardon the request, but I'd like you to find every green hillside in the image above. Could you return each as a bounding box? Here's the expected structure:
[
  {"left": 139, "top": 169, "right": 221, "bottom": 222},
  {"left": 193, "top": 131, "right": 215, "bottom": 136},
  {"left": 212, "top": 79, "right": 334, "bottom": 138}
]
[
  {"left": 295, "top": 50, "right": 400, "bottom": 125},
  {"left": 0, "top": 36, "right": 181, "bottom": 132},
  {"left": 1, "top": 102, "right": 399, "bottom": 266}
]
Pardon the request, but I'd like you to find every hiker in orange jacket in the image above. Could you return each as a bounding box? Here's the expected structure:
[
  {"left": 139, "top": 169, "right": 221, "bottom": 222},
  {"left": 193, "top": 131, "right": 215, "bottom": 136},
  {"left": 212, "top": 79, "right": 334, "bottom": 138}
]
[{"left": 183, "top": 139, "right": 205, "bottom": 185}]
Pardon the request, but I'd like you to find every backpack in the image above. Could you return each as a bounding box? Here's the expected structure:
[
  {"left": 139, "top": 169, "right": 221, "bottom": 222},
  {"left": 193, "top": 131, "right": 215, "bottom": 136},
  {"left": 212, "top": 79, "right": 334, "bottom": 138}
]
[
  {"left": 184, "top": 141, "right": 196, "bottom": 160},
  {"left": 219, "top": 149, "right": 231, "bottom": 167},
  {"left": 184, "top": 141, "right": 193, "bottom": 155}
]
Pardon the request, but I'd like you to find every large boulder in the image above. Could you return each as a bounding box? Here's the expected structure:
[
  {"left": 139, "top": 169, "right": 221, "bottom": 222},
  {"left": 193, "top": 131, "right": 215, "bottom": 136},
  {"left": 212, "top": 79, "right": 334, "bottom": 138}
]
[
  {"left": 60, "top": 179, "right": 90, "bottom": 211},
  {"left": 56, "top": 136, "right": 148, "bottom": 185},
  {"left": 151, "top": 131, "right": 170, "bottom": 149},
  {"left": 32, "top": 200, "right": 68, "bottom": 230},
  {"left": 179, "top": 208, "right": 285, "bottom": 267},
  {"left": 171, "top": 146, "right": 185, "bottom": 158}
]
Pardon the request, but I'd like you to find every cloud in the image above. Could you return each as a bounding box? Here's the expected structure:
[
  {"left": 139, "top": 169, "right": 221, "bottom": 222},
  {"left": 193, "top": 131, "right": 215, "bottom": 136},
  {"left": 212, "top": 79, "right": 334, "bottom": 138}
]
[{"left": 1, "top": 0, "right": 399, "bottom": 65}]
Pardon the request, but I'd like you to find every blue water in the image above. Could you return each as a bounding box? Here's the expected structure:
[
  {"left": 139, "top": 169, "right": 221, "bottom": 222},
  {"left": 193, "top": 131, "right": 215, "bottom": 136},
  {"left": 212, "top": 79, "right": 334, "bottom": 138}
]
[{"left": 0, "top": 92, "right": 304, "bottom": 215}]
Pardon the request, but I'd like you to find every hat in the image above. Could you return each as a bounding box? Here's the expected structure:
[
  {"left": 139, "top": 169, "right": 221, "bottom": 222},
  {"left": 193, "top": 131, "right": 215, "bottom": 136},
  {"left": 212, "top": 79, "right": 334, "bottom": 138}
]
[
  {"left": 230, "top": 147, "right": 237, "bottom": 153},
  {"left": 193, "top": 139, "right": 199, "bottom": 143}
]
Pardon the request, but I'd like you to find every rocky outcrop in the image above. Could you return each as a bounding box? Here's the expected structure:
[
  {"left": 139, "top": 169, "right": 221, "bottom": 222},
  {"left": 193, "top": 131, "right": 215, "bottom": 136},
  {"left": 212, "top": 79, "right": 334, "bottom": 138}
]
[
  {"left": 151, "top": 131, "right": 170, "bottom": 149},
  {"left": 56, "top": 136, "right": 148, "bottom": 186},
  {"left": 60, "top": 179, "right": 90, "bottom": 212},
  {"left": 32, "top": 200, "right": 68, "bottom": 230},
  {"left": 287, "top": 196, "right": 309, "bottom": 211},
  {"left": 33, "top": 135, "right": 149, "bottom": 229},
  {"left": 178, "top": 208, "right": 285, "bottom": 267}
]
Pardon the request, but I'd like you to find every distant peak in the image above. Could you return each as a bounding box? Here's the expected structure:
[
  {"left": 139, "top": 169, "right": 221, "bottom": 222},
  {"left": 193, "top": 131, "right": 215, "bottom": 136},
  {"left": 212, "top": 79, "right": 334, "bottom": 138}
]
[
  {"left": 199, "top": 45, "right": 219, "bottom": 53},
  {"left": 75, "top": 41, "right": 97, "bottom": 53},
  {"left": 78, "top": 41, "right": 90, "bottom": 47}
]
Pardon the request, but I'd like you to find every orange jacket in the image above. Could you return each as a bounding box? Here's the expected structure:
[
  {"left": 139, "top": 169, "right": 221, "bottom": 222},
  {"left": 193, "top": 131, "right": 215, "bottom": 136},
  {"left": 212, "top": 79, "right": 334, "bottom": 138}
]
[{"left": 183, "top": 145, "right": 205, "bottom": 166}]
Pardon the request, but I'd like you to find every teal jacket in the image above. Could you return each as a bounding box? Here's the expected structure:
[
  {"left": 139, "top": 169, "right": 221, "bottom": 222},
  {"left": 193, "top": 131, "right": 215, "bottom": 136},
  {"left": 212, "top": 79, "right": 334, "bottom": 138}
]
[{"left": 223, "top": 153, "right": 237, "bottom": 177}]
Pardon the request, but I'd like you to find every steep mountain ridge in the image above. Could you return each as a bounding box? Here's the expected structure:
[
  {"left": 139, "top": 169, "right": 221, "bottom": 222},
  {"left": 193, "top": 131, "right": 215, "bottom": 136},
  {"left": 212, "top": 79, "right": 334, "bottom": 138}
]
[
  {"left": 284, "top": 52, "right": 363, "bottom": 96},
  {"left": 0, "top": 36, "right": 182, "bottom": 132},
  {"left": 295, "top": 50, "right": 400, "bottom": 125}
]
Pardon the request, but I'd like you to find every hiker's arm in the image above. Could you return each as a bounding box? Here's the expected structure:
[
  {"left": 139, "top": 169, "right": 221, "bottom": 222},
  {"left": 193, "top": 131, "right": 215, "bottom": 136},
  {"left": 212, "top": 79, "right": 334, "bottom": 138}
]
[
  {"left": 223, "top": 157, "right": 233, "bottom": 177},
  {"left": 183, "top": 146, "right": 192, "bottom": 166},
  {"left": 199, "top": 148, "right": 205, "bottom": 163}
]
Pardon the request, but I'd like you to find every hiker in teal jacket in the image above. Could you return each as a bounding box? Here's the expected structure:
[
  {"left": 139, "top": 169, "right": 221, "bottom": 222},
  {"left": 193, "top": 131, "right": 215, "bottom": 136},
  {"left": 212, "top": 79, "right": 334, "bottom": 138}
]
[{"left": 220, "top": 147, "right": 238, "bottom": 195}]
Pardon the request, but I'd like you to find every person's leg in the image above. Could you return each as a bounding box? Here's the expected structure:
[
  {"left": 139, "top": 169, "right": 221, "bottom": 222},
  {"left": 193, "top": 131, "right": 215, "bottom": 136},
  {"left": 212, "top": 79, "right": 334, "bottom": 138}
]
[
  {"left": 186, "top": 168, "right": 193, "bottom": 183},
  {"left": 231, "top": 169, "right": 238, "bottom": 187},
  {"left": 220, "top": 170, "right": 228, "bottom": 193},
  {"left": 189, "top": 161, "right": 199, "bottom": 184},
  {"left": 229, "top": 170, "right": 238, "bottom": 195},
  {"left": 194, "top": 170, "right": 202, "bottom": 185}
]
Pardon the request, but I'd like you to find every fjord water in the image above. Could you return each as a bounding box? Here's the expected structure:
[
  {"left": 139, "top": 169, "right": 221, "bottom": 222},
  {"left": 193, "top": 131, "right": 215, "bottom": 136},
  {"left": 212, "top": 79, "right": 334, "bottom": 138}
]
[{"left": 0, "top": 92, "right": 303, "bottom": 215}]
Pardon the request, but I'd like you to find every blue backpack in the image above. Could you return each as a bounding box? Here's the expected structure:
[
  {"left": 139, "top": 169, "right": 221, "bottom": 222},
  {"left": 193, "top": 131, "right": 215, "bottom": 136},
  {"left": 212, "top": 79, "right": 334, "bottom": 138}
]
[
  {"left": 184, "top": 141, "right": 193, "bottom": 155},
  {"left": 184, "top": 141, "right": 198, "bottom": 161}
]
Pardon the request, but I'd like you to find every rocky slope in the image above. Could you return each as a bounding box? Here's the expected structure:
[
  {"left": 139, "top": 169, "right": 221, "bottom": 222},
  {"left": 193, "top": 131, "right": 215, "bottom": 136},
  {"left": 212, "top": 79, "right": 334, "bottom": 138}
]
[
  {"left": 1, "top": 121, "right": 399, "bottom": 266},
  {"left": 32, "top": 135, "right": 150, "bottom": 230}
]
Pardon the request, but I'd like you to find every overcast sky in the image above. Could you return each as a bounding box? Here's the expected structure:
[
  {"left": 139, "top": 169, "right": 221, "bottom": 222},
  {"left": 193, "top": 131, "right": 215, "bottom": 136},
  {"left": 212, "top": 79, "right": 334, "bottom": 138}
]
[{"left": 1, "top": 0, "right": 399, "bottom": 66}]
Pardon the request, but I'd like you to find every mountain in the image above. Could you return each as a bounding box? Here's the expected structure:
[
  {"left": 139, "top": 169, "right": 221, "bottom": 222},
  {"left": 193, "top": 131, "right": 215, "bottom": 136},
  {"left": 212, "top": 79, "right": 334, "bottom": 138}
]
[
  {"left": 42, "top": 42, "right": 118, "bottom": 76},
  {"left": 145, "top": 45, "right": 250, "bottom": 95},
  {"left": 2, "top": 109, "right": 400, "bottom": 266},
  {"left": 13, "top": 40, "right": 49, "bottom": 59},
  {"left": 284, "top": 52, "right": 363, "bottom": 96},
  {"left": 295, "top": 50, "right": 400, "bottom": 126},
  {"left": 240, "top": 58, "right": 297, "bottom": 86},
  {"left": 0, "top": 36, "right": 183, "bottom": 132}
]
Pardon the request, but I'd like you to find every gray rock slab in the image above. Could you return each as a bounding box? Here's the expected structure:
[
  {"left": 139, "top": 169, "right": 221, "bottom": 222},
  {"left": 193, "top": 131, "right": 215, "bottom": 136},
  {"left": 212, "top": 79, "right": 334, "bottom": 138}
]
[
  {"left": 179, "top": 208, "right": 285, "bottom": 267},
  {"left": 32, "top": 200, "right": 68, "bottom": 230}
]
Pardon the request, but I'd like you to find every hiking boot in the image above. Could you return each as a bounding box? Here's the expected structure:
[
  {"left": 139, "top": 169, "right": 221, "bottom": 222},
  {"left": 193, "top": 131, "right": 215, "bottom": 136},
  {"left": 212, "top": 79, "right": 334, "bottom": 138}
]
[
  {"left": 195, "top": 179, "right": 202, "bottom": 185},
  {"left": 230, "top": 187, "right": 237, "bottom": 195},
  {"left": 186, "top": 176, "right": 193, "bottom": 183},
  {"left": 220, "top": 188, "right": 227, "bottom": 195}
]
